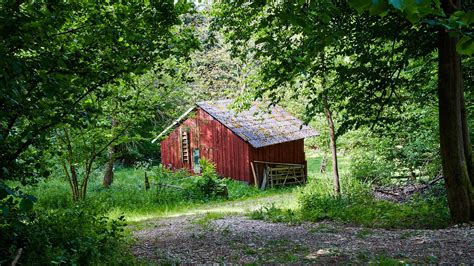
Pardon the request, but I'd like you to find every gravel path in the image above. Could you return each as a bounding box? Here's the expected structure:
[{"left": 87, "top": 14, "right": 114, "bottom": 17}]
[{"left": 133, "top": 214, "right": 473, "bottom": 264}]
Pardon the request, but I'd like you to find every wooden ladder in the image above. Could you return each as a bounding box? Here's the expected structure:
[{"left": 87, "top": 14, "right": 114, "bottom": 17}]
[{"left": 181, "top": 131, "right": 189, "bottom": 163}]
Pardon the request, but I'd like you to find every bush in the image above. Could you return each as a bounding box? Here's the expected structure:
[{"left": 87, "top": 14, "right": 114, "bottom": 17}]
[
  {"left": 347, "top": 126, "right": 441, "bottom": 185},
  {"left": 298, "top": 178, "right": 450, "bottom": 229},
  {"left": 0, "top": 183, "right": 37, "bottom": 264},
  {"left": 1, "top": 183, "right": 132, "bottom": 265},
  {"left": 22, "top": 207, "right": 133, "bottom": 265},
  {"left": 192, "top": 159, "right": 228, "bottom": 199}
]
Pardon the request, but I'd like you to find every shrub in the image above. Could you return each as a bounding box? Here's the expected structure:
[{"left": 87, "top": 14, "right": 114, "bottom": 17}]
[
  {"left": 193, "top": 159, "right": 228, "bottom": 199},
  {"left": 1, "top": 183, "right": 132, "bottom": 265},
  {"left": 21, "top": 207, "right": 133, "bottom": 265},
  {"left": 298, "top": 178, "right": 450, "bottom": 229},
  {"left": 0, "top": 183, "right": 37, "bottom": 264},
  {"left": 347, "top": 127, "right": 441, "bottom": 185}
]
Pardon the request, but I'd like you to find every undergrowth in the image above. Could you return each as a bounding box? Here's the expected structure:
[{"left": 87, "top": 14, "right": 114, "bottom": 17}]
[
  {"left": 4, "top": 161, "right": 291, "bottom": 265},
  {"left": 21, "top": 164, "right": 288, "bottom": 219},
  {"left": 250, "top": 176, "right": 450, "bottom": 229},
  {"left": 1, "top": 185, "right": 133, "bottom": 265}
]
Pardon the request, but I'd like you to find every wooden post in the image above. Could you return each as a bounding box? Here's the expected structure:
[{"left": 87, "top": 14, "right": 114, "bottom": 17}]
[
  {"left": 261, "top": 164, "right": 268, "bottom": 190},
  {"left": 251, "top": 162, "right": 258, "bottom": 187},
  {"left": 304, "top": 160, "right": 308, "bottom": 183},
  {"left": 144, "top": 171, "right": 150, "bottom": 191},
  {"left": 255, "top": 163, "right": 259, "bottom": 187}
]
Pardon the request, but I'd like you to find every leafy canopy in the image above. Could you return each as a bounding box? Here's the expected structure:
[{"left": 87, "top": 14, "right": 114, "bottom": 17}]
[{"left": 0, "top": 1, "right": 196, "bottom": 182}]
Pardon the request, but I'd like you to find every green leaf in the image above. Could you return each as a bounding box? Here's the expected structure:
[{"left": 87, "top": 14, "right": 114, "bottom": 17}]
[
  {"left": 369, "top": 0, "right": 389, "bottom": 16},
  {"left": 456, "top": 36, "right": 474, "bottom": 55},
  {"left": 349, "top": 0, "right": 372, "bottom": 12},
  {"left": 459, "top": 11, "right": 474, "bottom": 25},
  {"left": 2, "top": 206, "right": 9, "bottom": 217},
  {"left": 0, "top": 187, "right": 8, "bottom": 200},
  {"left": 19, "top": 198, "right": 34, "bottom": 212}
]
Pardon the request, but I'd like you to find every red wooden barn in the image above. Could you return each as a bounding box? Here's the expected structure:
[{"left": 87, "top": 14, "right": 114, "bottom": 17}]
[{"left": 154, "top": 100, "right": 318, "bottom": 187}]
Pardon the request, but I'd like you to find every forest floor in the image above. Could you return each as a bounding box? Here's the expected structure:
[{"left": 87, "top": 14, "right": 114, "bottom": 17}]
[{"left": 132, "top": 195, "right": 473, "bottom": 264}]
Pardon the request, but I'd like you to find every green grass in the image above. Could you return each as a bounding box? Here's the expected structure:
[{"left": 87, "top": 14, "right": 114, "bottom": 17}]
[
  {"left": 250, "top": 150, "right": 451, "bottom": 229},
  {"left": 19, "top": 150, "right": 450, "bottom": 229},
  {"left": 192, "top": 212, "right": 227, "bottom": 229},
  {"left": 19, "top": 165, "right": 296, "bottom": 222},
  {"left": 248, "top": 203, "right": 301, "bottom": 225}
]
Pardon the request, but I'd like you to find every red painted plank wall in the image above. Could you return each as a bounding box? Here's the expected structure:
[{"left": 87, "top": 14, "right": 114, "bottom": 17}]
[
  {"left": 249, "top": 139, "right": 305, "bottom": 164},
  {"left": 160, "top": 108, "right": 251, "bottom": 182},
  {"left": 248, "top": 139, "right": 306, "bottom": 184},
  {"left": 197, "top": 108, "right": 251, "bottom": 182},
  {"left": 160, "top": 118, "right": 197, "bottom": 171},
  {"left": 160, "top": 107, "right": 306, "bottom": 185}
]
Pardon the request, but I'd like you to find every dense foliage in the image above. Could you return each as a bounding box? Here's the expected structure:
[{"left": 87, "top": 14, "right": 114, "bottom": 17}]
[
  {"left": 0, "top": 1, "right": 194, "bottom": 182},
  {"left": 298, "top": 178, "right": 450, "bottom": 229},
  {"left": 1, "top": 1, "right": 472, "bottom": 264},
  {"left": 213, "top": 0, "right": 473, "bottom": 222},
  {"left": 0, "top": 184, "right": 131, "bottom": 264}
]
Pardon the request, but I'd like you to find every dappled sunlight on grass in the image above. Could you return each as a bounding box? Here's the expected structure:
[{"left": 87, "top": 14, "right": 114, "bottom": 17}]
[
  {"left": 20, "top": 164, "right": 302, "bottom": 223},
  {"left": 16, "top": 151, "right": 342, "bottom": 225},
  {"left": 120, "top": 191, "right": 299, "bottom": 222}
]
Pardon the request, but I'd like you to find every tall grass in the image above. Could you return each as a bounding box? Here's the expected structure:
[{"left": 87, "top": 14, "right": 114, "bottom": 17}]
[
  {"left": 22, "top": 151, "right": 450, "bottom": 228},
  {"left": 251, "top": 151, "right": 451, "bottom": 229},
  {"left": 22, "top": 165, "right": 293, "bottom": 221},
  {"left": 298, "top": 177, "right": 450, "bottom": 229}
]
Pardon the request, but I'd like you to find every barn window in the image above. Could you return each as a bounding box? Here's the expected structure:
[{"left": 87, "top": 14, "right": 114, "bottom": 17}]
[{"left": 181, "top": 130, "right": 189, "bottom": 163}]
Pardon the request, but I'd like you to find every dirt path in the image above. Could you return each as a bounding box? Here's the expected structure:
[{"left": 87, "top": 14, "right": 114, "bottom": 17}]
[{"left": 133, "top": 214, "right": 473, "bottom": 264}]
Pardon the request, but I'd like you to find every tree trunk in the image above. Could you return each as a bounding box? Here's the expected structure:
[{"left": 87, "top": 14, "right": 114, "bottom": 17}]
[
  {"left": 438, "top": 0, "right": 473, "bottom": 222},
  {"left": 324, "top": 102, "right": 340, "bottom": 195},
  {"left": 103, "top": 118, "right": 118, "bottom": 188},
  {"left": 319, "top": 153, "right": 327, "bottom": 174}
]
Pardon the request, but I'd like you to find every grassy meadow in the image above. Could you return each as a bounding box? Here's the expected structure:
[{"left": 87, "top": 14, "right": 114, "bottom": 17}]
[
  {"left": 16, "top": 149, "right": 449, "bottom": 229},
  {"left": 21, "top": 161, "right": 298, "bottom": 222},
  {"left": 2, "top": 149, "right": 450, "bottom": 265}
]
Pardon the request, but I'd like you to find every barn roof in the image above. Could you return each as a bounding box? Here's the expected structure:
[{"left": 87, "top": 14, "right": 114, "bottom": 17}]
[
  {"left": 197, "top": 100, "right": 318, "bottom": 148},
  {"left": 152, "top": 100, "right": 319, "bottom": 148}
]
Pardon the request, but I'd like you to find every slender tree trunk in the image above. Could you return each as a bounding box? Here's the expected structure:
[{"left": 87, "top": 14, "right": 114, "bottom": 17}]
[
  {"left": 461, "top": 89, "right": 474, "bottom": 220},
  {"left": 144, "top": 171, "right": 150, "bottom": 191},
  {"left": 324, "top": 101, "right": 340, "bottom": 195},
  {"left": 103, "top": 118, "right": 118, "bottom": 188},
  {"left": 319, "top": 50, "right": 340, "bottom": 195},
  {"left": 103, "top": 145, "right": 115, "bottom": 188},
  {"left": 438, "top": 0, "right": 473, "bottom": 222},
  {"left": 319, "top": 153, "right": 327, "bottom": 174}
]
